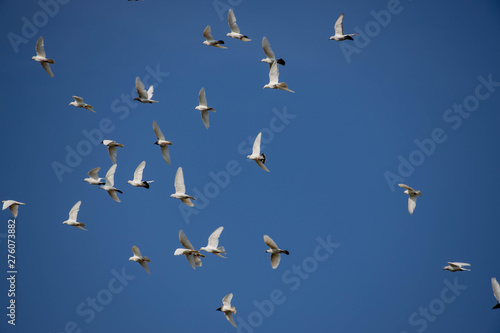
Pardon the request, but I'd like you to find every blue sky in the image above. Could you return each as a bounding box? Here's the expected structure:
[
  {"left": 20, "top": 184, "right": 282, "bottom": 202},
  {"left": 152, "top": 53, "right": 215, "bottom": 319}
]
[{"left": 1, "top": 0, "right": 500, "bottom": 332}]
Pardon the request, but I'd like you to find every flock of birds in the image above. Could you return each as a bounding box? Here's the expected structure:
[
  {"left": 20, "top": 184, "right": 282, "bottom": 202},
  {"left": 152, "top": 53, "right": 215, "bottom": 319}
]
[{"left": 2, "top": 7, "right": 499, "bottom": 329}]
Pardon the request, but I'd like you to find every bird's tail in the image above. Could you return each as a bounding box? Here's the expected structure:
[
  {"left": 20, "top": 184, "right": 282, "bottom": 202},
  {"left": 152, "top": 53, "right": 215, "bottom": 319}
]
[
  {"left": 115, "top": 189, "right": 123, "bottom": 194},
  {"left": 240, "top": 36, "right": 251, "bottom": 42},
  {"left": 217, "top": 40, "right": 225, "bottom": 44},
  {"left": 217, "top": 246, "right": 226, "bottom": 254},
  {"left": 142, "top": 181, "right": 150, "bottom": 189},
  {"left": 283, "top": 250, "right": 290, "bottom": 255},
  {"left": 116, "top": 144, "right": 124, "bottom": 147},
  {"left": 143, "top": 256, "right": 151, "bottom": 263},
  {"left": 493, "top": 303, "right": 500, "bottom": 309},
  {"left": 277, "top": 58, "right": 286, "bottom": 66},
  {"left": 47, "top": 59, "right": 55, "bottom": 64},
  {"left": 259, "top": 153, "right": 266, "bottom": 164}
]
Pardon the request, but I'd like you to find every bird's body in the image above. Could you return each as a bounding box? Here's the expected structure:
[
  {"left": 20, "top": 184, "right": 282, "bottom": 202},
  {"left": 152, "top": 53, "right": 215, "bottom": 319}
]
[
  {"left": 84, "top": 167, "right": 105, "bottom": 185},
  {"left": 261, "top": 37, "right": 285, "bottom": 67},
  {"left": 398, "top": 184, "right": 422, "bottom": 215},
  {"left": 129, "top": 246, "right": 151, "bottom": 274},
  {"left": 99, "top": 164, "right": 122, "bottom": 202},
  {"left": 2, "top": 200, "right": 25, "bottom": 219},
  {"left": 247, "top": 132, "right": 269, "bottom": 172},
  {"left": 195, "top": 87, "right": 216, "bottom": 129},
  {"left": 263, "top": 61, "right": 294, "bottom": 93},
  {"left": 264, "top": 235, "right": 289, "bottom": 269},
  {"left": 329, "top": 13, "right": 358, "bottom": 41},
  {"left": 32, "top": 36, "right": 55, "bottom": 77},
  {"left": 217, "top": 293, "right": 237, "bottom": 328},
  {"left": 226, "top": 9, "right": 251, "bottom": 41},
  {"left": 128, "top": 161, "right": 154, "bottom": 189},
  {"left": 174, "top": 230, "right": 205, "bottom": 269},
  {"left": 152, "top": 121, "right": 173, "bottom": 165},
  {"left": 134, "top": 77, "right": 158, "bottom": 103},
  {"left": 203, "top": 25, "right": 227, "bottom": 49},
  {"left": 62, "top": 201, "right": 87, "bottom": 230},
  {"left": 69, "top": 96, "right": 94, "bottom": 112},
  {"left": 101, "top": 140, "right": 124, "bottom": 165},
  {"left": 443, "top": 262, "right": 471, "bottom": 272},
  {"left": 200, "top": 226, "right": 226, "bottom": 258},
  {"left": 171, "top": 167, "right": 196, "bottom": 207}
]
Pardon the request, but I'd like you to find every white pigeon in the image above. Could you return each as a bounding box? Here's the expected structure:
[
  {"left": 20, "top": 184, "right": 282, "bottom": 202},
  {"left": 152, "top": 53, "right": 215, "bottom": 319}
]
[
  {"left": 443, "top": 262, "right": 471, "bottom": 272},
  {"left": 99, "top": 164, "right": 123, "bottom": 202},
  {"left": 263, "top": 61, "right": 294, "bottom": 93},
  {"left": 216, "top": 293, "right": 237, "bottom": 328},
  {"left": 261, "top": 37, "right": 285, "bottom": 67},
  {"left": 200, "top": 226, "right": 227, "bottom": 258},
  {"left": 83, "top": 167, "right": 105, "bottom": 185},
  {"left": 101, "top": 140, "right": 124, "bottom": 165},
  {"left": 134, "top": 77, "right": 158, "bottom": 103},
  {"left": 32, "top": 36, "right": 55, "bottom": 77},
  {"left": 174, "top": 230, "right": 205, "bottom": 269},
  {"left": 62, "top": 201, "right": 87, "bottom": 231},
  {"left": 398, "top": 184, "right": 422, "bottom": 215},
  {"left": 264, "top": 235, "right": 289, "bottom": 269},
  {"left": 246, "top": 132, "right": 269, "bottom": 172},
  {"left": 171, "top": 167, "right": 196, "bottom": 207},
  {"left": 152, "top": 121, "right": 172, "bottom": 164},
  {"left": 226, "top": 9, "right": 251, "bottom": 41},
  {"left": 129, "top": 245, "right": 151, "bottom": 274},
  {"left": 492, "top": 278, "right": 500, "bottom": 309},
  {"left": 195, "top": 87, "right": 216, "bottom": 129},
  {"left": 69, "top": 96, "right": 95, "bottom": 112},
  {"left": 128, "top": 161, "right": 154, "bottom": 189},
  {"left": 329, "top": 13, "right": 358, "bottom": 41},
  {"left": 203, "top": 25, "right": 227, "bottom": 49},
  {"left": 2, "top": 200, "right": 25, "bottom": 219}
]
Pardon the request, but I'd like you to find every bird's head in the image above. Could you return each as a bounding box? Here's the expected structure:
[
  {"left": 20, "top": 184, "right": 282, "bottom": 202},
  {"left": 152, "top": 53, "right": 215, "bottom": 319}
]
[
  {"left": 246, "top": 155, "right": 251, "bottom": 159},
  {"left": 31, "top": 56, "right": 36, "bottom": 60},
  {"left": 170, "top": 194, "right": 175, "bottom": 198},
  {"left": 128, "top": 257, "right": 134, "bottom": 261}
]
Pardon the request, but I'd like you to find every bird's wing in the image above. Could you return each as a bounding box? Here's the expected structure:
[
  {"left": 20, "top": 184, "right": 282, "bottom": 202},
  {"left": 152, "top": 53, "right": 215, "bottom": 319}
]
[
  {"left": 135, "top": 77, "right": 148, "bottom": 99},
  {"left": 193, "top": 254, "right": 202, "bottom": 267},
  {"left": 398, "top": 184, "right": 415, "bottom": 191},
  {"left": 201, "top": 110, "right": 210, "bottom": 129},
  {"left": 108, "top": 146, "right": 118, "bottom": 165},
  {"left": 492, "top": 278, "right": 500, "bottom": 302},
  {"left": 36, "top": 36, "right": 46, "bottom": 57},
  {"left": 264, "top": 235, "right": 279, "bottom": 249},
  {"left": 72, "top": 96, "right": 84, "bottom": 103},
  {"left": 186, "top": 254, "right": 196, "bottom": 269},
  {"left": 207, "top": 226, "right": 224, "bottom": 248},
  {"left": 252, "top": 132, "right": 262, "bottom": 156},
  {"left": 408, "top": 195, "right": 417, "bottom": 214},
  {"left": 152, "top": 120, "right": 165, "bottom": 140},
  {"left": 222, "top": 293, "right": 233, "bottom": 307},
  {"left": 2, "top": 201, "right": 13, "bottom": 210},
  {"left": 10, "top": 205, "right": 19, "bottom": 219},
  {"left": 227, "top": 9, "right": 240, "bottom": 33},
  {"left": 161, "top": 145, "right": 171, "bottom": 165},
  {"left": 41, "top": 62, "right": 54, "bottom": 77},
  {"left": 179, "top": 230, "right": 195, "bottom": 250},
  {"left": 139, "top": 261, "right": 150, "bottom": 274},
  {"left": 181, "top": 198, "right": 194, "bottom": 207},
  {"left": 203, "top": 25, "right": 214, "bottom": 41},
  {"left": 105, "top": 164, "right": 117, "bottom": 186},
  {"left": 132, "top": 245, "right": 142, "bottom": 257},
  {"left": 270, "top": 253, "right": 281, "bottom": 269},
  {"left": 262, "top": 37, "right": 275, "bottom": 59},
  {"left": 108, "top": 190, "right": 121, "bottom": 203},
  {"left": 225, "top": 313, "right": 237, "bottom": 328},
  {"left": 174, "top": 167, "right": 186, "bottom": 194},
  {"left": 334, "top": 13, "right": 345, "bottom": 36},
  {"left": 256, "top": 160, "right": 270, "bottom": 172},
  {"left": 68, "top": 201, "right": 81, "bottom": 221},
  {"left": 147, "top": 85, "right": 154, "bottom": 100},
  {"left": 268, "top": 61, "right": 279, "bottom": 84},
  {"left": 450, "top": 262, "right": 470, "bottom": 267},
  {"left": 133, "top": 161, "right": 146, "bottom": 182},
  {"left": 88, "top": 167, "right": 101, "bottom": 180},
  {"left": 198, "top": 87, "right": 207, "bottom": 106}
]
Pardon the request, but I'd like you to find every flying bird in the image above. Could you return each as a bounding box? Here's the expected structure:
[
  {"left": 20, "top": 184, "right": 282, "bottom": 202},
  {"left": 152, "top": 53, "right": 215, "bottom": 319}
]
[
  {"left": 443, "top": 262, "right": 471, "bottom": 272},
  {"left": 398, "top": 184, "right": 422, "bottom": 215},
  {"left": 62, "top": 201, "right": 87, "bottom": 231},
  {"left": 247, "top": 132, "right": 269, "bottom": 172},
  {"left": 174, "top": 230, "right": 205, "bottom": 269},
  {"left": 32, "top": 36, "right": 55, "bottom": 77},
  {"left": 263, "top": 61, "right": 294, "bottom": 93},
  {"left": 492, "top": 278, "right": 500, "bottom": 309},
  {"left": 264, "top": 235, "right": 289, "bottom": 269},
  {"left": 134, "top": 77, "right": 158, "bottom": 103},
  {"left": 129, "top": 246, "right": 151, "bottom": 274},
  {"left": 216, "top": 293, "right": 237, "bottom": 328},
  {"left": 261, "top": 37, "right": 285, "bottom": 67},
  {"left": 195, "top": 87, "right": 216, "bottom": 129},
  {"left": 69, "top": 96, "right": 94, "bottom": 112},
  {"left": 203, "top": 25, "right": 227, "bottom": 49},
  {"left": 99, "top": 164, "right": 123, "bottom": 203},
  {"left": 83, "top": 167, "right": 105, "bottom": 185},
  {"left": 171, "top": 167, "right": 196, "bottom": 207},
  {"left": 152, "top": 121, "right": 172, "bottom": 164},
  {"left": 2, "top": 200, "right": 25, "bottom": 219},
  {"left": 226, "top": 9, "right": 251, "bottom": 41},
  {"left": 101, "top": 140, "right": 124, "bottom": 165},
  {"left": 200, "top": 226, "right": 227, "bottom": 258},
  {"left": 329, "top": 13, "right": 358, "bottom": 41},
  {"left": 128, "top": 161, "right": 154, "bottom": 189}
]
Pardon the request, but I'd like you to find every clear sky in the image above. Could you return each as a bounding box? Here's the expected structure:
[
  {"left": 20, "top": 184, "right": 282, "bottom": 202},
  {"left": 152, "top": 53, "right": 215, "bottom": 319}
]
[{"left": 1, "top": 0, "right": 500, "bottom": 332}]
